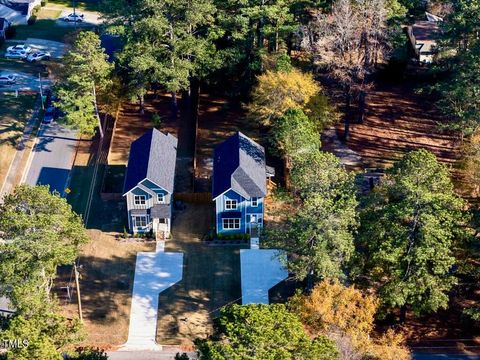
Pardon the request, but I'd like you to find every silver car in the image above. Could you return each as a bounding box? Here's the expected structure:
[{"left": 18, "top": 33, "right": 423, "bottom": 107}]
[
  {"left": 26, "top": 51, "right": 51, "bottom": 62},
  {"left": 5, "top": 50, "right": 28, "bottom": 59},
  {"left": 6, "top": 44, "right": 32, "bottom": 53},
  {"left": 0, "top": 74, "right": 17, "bottom": 85}
]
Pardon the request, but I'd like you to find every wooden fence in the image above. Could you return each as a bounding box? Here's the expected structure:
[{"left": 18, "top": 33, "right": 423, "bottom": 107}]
[{"left": 173, "top": 192, "right": 212, "bottom": 204}]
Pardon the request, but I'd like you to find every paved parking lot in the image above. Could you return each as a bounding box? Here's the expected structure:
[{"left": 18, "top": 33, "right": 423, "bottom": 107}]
[
  {"left": 26, "top": 38, "right": 65, "bottom": 59},
  {"left": 23, "top": 121, "right": 78, "bottom": 196},
  {"left": 0, "top": 71, "right": 52, "bottom": 92}
]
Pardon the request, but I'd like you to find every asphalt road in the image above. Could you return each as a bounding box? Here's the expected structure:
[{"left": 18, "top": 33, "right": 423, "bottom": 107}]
[
  {"left": 107, "top": 350, "right": 197, "bottom": 360},
  {"left": 24, "top": 121, "right": 77, "bottom": 196}
]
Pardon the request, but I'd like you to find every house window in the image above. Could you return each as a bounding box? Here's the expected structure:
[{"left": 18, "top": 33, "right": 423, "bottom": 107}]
[
  {"left": 223, "top": 218, "right": 240, "bottom": 230},
  {"left": 157, "top": 193, "right": 165, "bottom": 203},
  {"left": 133, "top": 216, "right": 148, "bottom": 228},
  {"left": 251, "top": 197, "right": 259, "bottom": 207},
  {"left": 159, "top": 218, "right": 167, "bottom": 224},
  {"left": 225, "top": 199, "right": 238, "bottom": 210},
  {"left": 134, "top": 195, "right": 146, "bottom": 205}
]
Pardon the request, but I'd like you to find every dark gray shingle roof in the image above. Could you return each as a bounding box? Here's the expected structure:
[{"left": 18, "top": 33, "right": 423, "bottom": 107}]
[
  {"left": 151, "top": 204, "right": 171, "bottom": 218},
  {"left": 123, "top": 129, "right": 177, "bottom": 194},
  {"left": 0, "top": 0, "right": 30, "bottom": 15},
  {"left": 212, "top": 132, "right": 267, "bottom": 199}
]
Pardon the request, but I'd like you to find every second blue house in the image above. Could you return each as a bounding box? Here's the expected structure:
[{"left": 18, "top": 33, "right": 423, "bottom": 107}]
[{"left": 212, "top": 132, "right": 273, "bottom": 237}]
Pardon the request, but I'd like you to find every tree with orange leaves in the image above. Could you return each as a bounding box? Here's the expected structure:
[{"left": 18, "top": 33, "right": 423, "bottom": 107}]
[{"left": 290, "top": 280, "right": 410, "bottom": 360}]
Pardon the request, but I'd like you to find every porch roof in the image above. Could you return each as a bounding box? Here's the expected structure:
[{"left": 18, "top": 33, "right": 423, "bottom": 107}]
[
  {"left": 151, "top": 204, "right": 171, "bottom": 219},
  {"left": 220, "top": 211, "right": 242, "bottom": 219}
]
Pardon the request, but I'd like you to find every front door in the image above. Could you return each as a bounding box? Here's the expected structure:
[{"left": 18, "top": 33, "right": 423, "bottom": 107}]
[{"left": 247, "top": 214, "right": 262, "bottom": 237}]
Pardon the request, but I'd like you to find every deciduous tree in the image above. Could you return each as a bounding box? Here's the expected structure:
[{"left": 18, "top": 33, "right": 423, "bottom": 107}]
[
  {"left": 249, "top": 68, "right": 320, "bottom": 124},
  {"left": 301, "top": 0, "right": 390, "bottom": 139},
  {"left": 195, "top": 304, "right": 338, "bottom": 359},
  {"left": 290, "top": 280, "right": 410, "bottom": 360},
  {"left": 0, "top": 313, "right": 82, "bottom": 360},
  {"left": 0, "top": 185, "right": 89, "bottom": 315}
]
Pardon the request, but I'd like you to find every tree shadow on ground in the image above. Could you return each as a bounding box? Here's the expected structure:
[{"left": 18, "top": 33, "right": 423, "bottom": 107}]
[
  {"left": 55, "top": 252, "right": 138, "bottom": 326},
  {"left": 156, "top": 203, "right": 246, "bottom": 346}
]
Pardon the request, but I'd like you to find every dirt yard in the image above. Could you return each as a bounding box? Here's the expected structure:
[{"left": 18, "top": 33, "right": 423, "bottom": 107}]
[
  {"left": 108, "top": 94, "right": 179, "bottom": 165},
  {"left": 329, "top": 83, "right": 462, "bottom": 173},
  {"left": 156, "top": 203, "right": 246, "bottom": 348},
  {"left": 58, "top": 231, "right": 154, "bottom": 349},
  {"left": 0, "top": 94, "right": 37, "bottom": 191},
  {"left": 195, "top": 94, "right": 260, "bottom": 191}
]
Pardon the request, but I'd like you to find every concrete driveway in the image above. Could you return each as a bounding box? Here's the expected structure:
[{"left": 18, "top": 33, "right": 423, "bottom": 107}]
[
  {"left": 23, "top": 121, "right": 77, "bottom": 196},
  {"left": 240, "top": 249, "right": 288, "bottom": 304},
  {"left": 122, "top": 251, "right": 183, "bottom": 351},
  {"left": 56, "top": 10, "right": 102, "bottom": 27},
  {"left": 27, "top": 38, "right": 65, "bottom": 59}
]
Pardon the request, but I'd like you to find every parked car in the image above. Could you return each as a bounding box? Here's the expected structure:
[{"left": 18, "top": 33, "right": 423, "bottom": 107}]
[
  {"left": 43, "top": 106, "right": 55, "bottom": 124},
  {"left": 5, "top": 50, "right": 28, "bottom": 59},
  {"left": 6, "top": 44, "right": 31, "bottom": 53},
  {"left": 63, "top": 13, "right": 84, "bottom": 22},
  {"left": 26, "top": 51, "right": 51, "bottom": 62},
  {"left": 0, "top": 74, "right": 16, "bottom": 85}
]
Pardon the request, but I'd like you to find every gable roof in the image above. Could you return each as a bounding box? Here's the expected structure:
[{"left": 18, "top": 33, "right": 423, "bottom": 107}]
[
  {"left": 0, "top": 0, "right": 31, "bottom": 15},
  {"left": 212, "top": 132, "right": 267, "bottom": 199},
  {"left": 123, "top": 129, "right": 177, "bottom": 195}
]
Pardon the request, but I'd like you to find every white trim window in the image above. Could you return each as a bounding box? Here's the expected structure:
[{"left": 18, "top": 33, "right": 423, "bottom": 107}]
[
  {"left": 223, "top": 218, "right": 240, "bottom": 230},
  {"left": 251, "top": 197, "right": 259, "bottom": 207},
  {"left": 225, "top": 199, "right": 238, "bottom": 210},
  {"left": 133, "top": 215, "right": 148, "bottom": 228},
  {"left": 157, "top": 193, "right": 165, "bottom": 203},
  {"left": 134, "top": 195, "right": 146, "bottom": 205}
]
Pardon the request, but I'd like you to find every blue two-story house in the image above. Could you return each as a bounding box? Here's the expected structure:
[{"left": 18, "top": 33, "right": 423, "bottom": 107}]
[
  {"left": 123, "top": 129, "right": 177, "bottom": 237},
  {"left": 212, "top": 132, "right": 272, "bottom": 236}
]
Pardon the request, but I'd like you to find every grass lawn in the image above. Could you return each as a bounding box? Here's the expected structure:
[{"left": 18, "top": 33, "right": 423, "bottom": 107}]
[
  {"left": 0, "top": 94, "right": 37, "bottom": 191},
  {"left": 58, "top": 230, "right": 154, "bottom": 348},
  {"left": 37, "top": 8, "right": 62, "bottom": 20},
  {"left": 48, "top": 0, "right": 101, "bottom": 11},
  {"left": 14, "top": 20, "right": 74, "bottom": 42},
  {"left": 156, "top": 204, "right": 246, "bottom": 348}
]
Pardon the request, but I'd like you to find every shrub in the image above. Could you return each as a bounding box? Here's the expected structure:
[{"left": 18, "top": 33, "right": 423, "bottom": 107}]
[
  {"left": 41, "top": 0, "right": 48, "bottom": 6},
  {"left": 32, "top": 4, "right": 41, "bottom": 15},
  {"left": 152, "top": 112, "right": 162, "bottom": 127},
  {"left": 27, "top": 15, "right": 37, "bottom": 25},
  {"left": 5, "top": 26, "right": 16, "bottom": 39}
]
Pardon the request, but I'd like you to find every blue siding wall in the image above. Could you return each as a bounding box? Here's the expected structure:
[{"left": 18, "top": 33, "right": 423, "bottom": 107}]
[
  {"left": 141, "top": 179, "right": 164, "bottom": 191},
  {"left": 215, "top": 190, "right": 264, "bottom": 234},
  {"left": 131, "top": 187, "right": 151, "bottom": 199}
]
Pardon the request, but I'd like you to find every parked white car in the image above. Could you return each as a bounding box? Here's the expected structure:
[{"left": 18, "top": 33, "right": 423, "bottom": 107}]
[
  {"left": 6, "top": 44, "right": 32, "bottom": 53},
  {"left": 26, "top": 51, "right": 51, "bottom": 62},
  {"left": 5, "top": 50, "right": 28, "bottom": 59},
  {"left": 0, "top": 74, "right": 17, "bottom": 85},
  {"left": 63, "top": 13, "right": 84, "bottom": 22}
]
